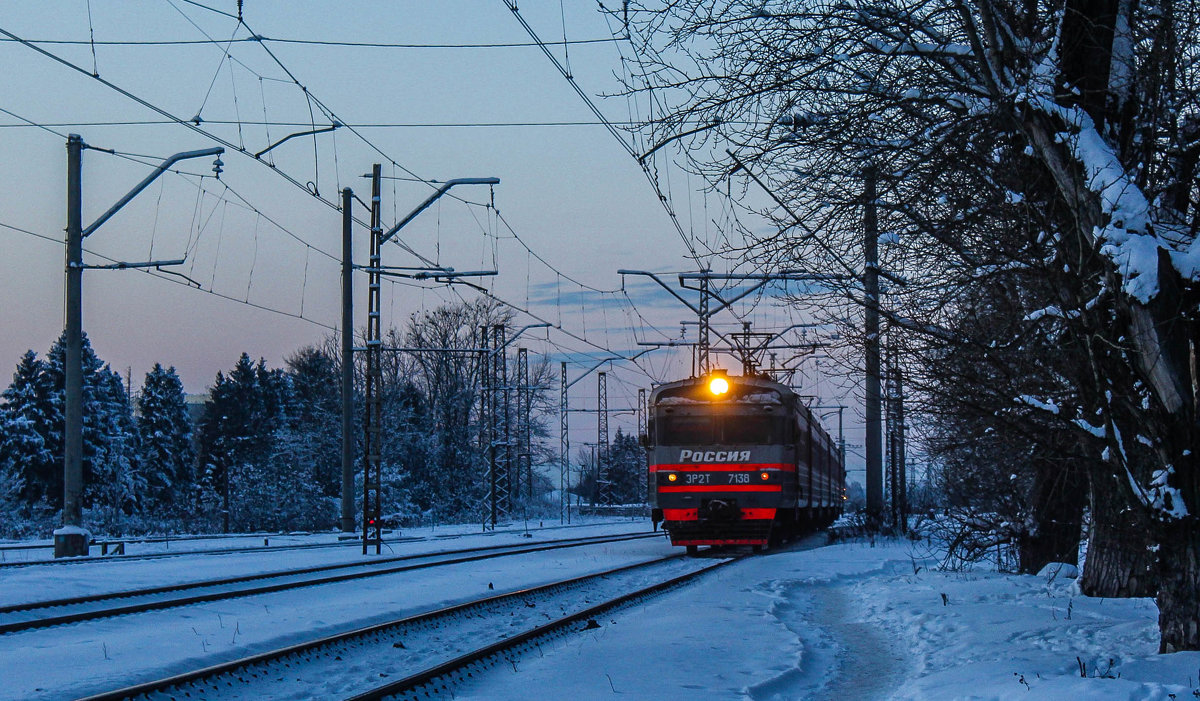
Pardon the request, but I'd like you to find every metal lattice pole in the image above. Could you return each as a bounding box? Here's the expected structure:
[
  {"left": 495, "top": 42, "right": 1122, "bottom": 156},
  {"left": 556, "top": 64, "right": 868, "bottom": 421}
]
[
  {"left": 638, "top": 387, "right": 648, "bottom": 504},
  {"left": 597, "top": 371, "right": 611, "bottom": 506},
  {"left": 363, "top": 164, "right": 383, "bottom": 555},
  {"left": 480, "top": 326, "right": 496, "bottom": 529},
  {"left": 493, "top": 325, "right": 511, "bottom": 518},
  {"left": 698, "top": 275, "right": 711, "bottom": 374},
  {"left": 517, "top": 348, "right": 531, "bottom": 499},
  {"left": 560, "top": 361, "right": 569, "bottom": 524}
]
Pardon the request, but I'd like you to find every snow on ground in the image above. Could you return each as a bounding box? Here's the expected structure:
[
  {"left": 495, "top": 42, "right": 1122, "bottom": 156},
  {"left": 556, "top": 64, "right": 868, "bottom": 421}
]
[
  {"left": 0, "top": 515, "right": 638, "bottom": 565},
  {"left": 456, "top": 536, "right": 1200, "bottom": 700},
  {"left": 0, "top": 518, "right": 658, "bottom": 701},
  {"left": 3, "top": 522, "right": 1198, "bottom": 700},
  {"left": 0, "top": 518, "right": 647, "bottom": 606}
]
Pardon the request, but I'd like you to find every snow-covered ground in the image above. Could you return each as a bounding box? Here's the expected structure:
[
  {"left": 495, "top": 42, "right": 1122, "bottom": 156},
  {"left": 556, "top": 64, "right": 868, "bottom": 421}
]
[
  {"left": 1, "top": 520, "right": 1196, "bottom": 700},
  {"left": 0, "top": 516, "right": 636, "bottom": 564},
  {"left": 455, "top": 535, "right": 1200, "bottom": 700},
  {"left": 0, "top": 519, "right": 647, "bottom": 605}
]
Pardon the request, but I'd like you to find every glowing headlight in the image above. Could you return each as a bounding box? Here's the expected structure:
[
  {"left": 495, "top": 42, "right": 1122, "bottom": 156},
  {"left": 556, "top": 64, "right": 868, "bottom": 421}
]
[
  {"left": 760, "top": 472, "right": 770, "bottom": 481},
  {"left": 709, "top": 377, "right": 729, "bottom": 396},
  {"left": 667, "top": 473, "right": 678, "bottom": 482}
]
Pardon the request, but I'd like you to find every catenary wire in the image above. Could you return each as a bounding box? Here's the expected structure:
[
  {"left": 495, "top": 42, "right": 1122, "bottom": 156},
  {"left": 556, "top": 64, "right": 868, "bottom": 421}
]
[{"left": 0, "top": 218, "right": 336, "bottom": 330}]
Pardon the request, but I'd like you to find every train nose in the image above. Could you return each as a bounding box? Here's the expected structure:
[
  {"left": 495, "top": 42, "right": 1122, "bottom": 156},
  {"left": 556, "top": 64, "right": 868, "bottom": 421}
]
[{"left": 698, "top": 498, "right": 739, "bottom": 522}]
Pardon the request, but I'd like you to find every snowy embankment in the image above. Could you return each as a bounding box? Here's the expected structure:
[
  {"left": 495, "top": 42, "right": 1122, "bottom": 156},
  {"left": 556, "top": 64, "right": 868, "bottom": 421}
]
[{"left": 455, "top": 536, "right": 1200, "bottom": 700}]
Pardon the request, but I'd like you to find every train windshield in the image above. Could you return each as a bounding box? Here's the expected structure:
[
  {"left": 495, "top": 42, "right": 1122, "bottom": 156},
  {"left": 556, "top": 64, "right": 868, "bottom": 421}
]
[
  {"left": 657, "top": 413, "right": 786, "bottom": 445},
  {"left": 658, "top": 415, "right": 715, "bottom": 444},
  {"left": 722, "top": 414, "right": 781, "bottom": 444}
]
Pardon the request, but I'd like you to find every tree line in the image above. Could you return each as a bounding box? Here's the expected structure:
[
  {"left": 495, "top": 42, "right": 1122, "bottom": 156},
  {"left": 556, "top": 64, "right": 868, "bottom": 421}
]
[
  {"left": 0, "top": 299, "right": 625, "bottom": 538},
  {"left": 620, "top": 0, "right": 1199, "bottom": 651}
]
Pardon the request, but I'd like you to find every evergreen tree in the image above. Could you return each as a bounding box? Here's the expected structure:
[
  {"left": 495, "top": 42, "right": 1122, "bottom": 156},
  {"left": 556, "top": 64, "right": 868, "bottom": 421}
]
[
  {"left": 88, "top": 366, "right": 142, "bottom": 530},
  {"left": 136, "top": 364, "right": 194, "bottom": 512},
  {"left": 198, "top": 353, "right": 269, "bottom": 531},
  {"left": 45, "top": 333, "right": 142, "bottom": 523},
  {"left": 381, "top": 379, "right": 430, "bottom": 517},
  {"left": 605, "top": 429, "right": 647, "bottom": 506},
  {"left": 284, "top": 346, "right": 341, "bottom": 498},
  {"left": 198, "top": 353, "right": 334, "bottom": 532},
  {"left": 0, "top": 334, "right": 140, "bottom": 520},
  {"left": 0, "top": 350, "right": 59, "bottom": 508}
]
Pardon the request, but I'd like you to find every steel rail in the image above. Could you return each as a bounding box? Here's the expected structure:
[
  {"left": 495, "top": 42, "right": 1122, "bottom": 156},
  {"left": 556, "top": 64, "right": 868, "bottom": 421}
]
[
  {"left": 346, "top": 557, "right": 738, "bottom": 701},
  {"left": 0, "top": 535, "right": 417, "bottom": 567},
  {"left": 0, "top": 532, "right": 661, "bottom": 635},
  {"left": 75, "top": 554, "right": 701, "bottom": 701},
  {"left": 0, "top": 520, "right": 638, "bottom": 568}
]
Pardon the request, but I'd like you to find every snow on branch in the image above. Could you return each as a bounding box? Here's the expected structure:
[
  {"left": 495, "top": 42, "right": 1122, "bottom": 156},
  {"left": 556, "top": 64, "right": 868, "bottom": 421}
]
[
  {"left": 1028, "top": 98, "right": 1165, "bottom": 302},
  {"left": 1014, "top": 395, "right": 1060, "bottom": 414},
  {"left": 1147, "top": 467, "right": 1190, "bottom": 519},
  {"left": 1023, "top": 305, "right": 1079, "bottom": 322}
]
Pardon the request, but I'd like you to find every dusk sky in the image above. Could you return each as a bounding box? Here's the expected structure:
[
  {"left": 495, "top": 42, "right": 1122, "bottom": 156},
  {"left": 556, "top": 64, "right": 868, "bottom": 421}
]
[{"left": 0, "top": 2, "right": 867, "bottom": 478}]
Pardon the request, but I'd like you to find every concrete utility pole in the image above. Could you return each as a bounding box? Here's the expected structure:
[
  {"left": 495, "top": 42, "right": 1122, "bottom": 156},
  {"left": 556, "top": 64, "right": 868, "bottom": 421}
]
[
  {"left": 864, "top": 164, "right": 884, "bottom": 524},
  {"left": 886, "top": 352, "right": 907, "bottom": 532},
  {"left": 340, "top": 187, "right": 356, "bottom": 534},
  {"left": 60, "top": 135, "right": 84, "bottom": 558},
  {"left": 57, "top": 134, "right": 222, "bottom": 557}
]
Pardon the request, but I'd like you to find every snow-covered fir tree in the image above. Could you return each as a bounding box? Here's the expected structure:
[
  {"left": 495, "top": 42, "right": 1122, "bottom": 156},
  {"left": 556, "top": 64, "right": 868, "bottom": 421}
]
[
  {"left": 605, "top": 429, "right": 647, "bottom": 506},
  {"left": 136, "top": 364, "right": 195, "bottom": 513},
  {"left": 198, "top": 353, "right": 333, "bottom": 532},
  {"left": 45, "top": 333, "right": 143, "bottom": 528},
  {"left": 0, "top": 350, "right": 59, "bottom": 511},
  {"left": 284, "top": 346, "right": 342, "bottom": 499}
]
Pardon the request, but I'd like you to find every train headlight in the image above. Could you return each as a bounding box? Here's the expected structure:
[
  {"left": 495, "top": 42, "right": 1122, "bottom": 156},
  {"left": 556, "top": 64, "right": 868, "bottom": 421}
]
[
  {"left": 760, "top": 472, "right": 770, "bottom": 481},
  {"left": 667, "top": 473, "right": 678, "bottom": 482},
  {"left": 708, "top": 376, "right": 729, "bottom": 396}
]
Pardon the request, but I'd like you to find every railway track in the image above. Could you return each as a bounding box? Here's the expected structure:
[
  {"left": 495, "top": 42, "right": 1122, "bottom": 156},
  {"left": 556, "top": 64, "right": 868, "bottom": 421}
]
[
  {"left": 0, "top": 531, "right": 662, "bottom": 635},
  {"left": 0, "top": 521, "right": 630, "bottom": 569},
  {"left": 77, "top": 553, "right": 734, "bottom": 701}
]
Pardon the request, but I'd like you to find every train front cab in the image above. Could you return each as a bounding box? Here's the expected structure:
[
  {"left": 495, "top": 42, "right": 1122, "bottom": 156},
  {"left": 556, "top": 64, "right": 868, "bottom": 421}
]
[{"left": 647, "top": 374, "right": 796, "bottom": 552}]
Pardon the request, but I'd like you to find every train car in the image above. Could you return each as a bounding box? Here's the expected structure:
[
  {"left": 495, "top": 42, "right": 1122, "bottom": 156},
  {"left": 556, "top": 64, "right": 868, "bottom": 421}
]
[{"left": 646, "top": 370, "right": 845, "bottom": 553}]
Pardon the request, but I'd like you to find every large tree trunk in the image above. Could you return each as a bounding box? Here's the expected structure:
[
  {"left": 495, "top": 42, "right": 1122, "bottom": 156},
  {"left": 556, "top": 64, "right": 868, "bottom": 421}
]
[
  {"left": 1017, "top": 458, "right": 1087, "bottom": 574},
  {"left": 1156, "top": 516, "right": 1200, "bottom": 652},
  {"left": 1154, "top": 436, "right": 1200, "bottom": 652},
  {"left": 1080, "top": 473, "right": 1157, "bottom": 597}
]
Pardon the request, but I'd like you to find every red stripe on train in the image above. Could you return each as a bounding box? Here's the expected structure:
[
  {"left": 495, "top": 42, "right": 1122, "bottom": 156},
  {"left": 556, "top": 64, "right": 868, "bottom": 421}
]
[
  {"left": 662, "top": 508, "right": 776, "bottom": 521},
  {"left": 673, "top": 539, "right": 768, "bottom": 546},
  {"left": 659, "top": 485, "right": 782, "bottom": 493}
]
